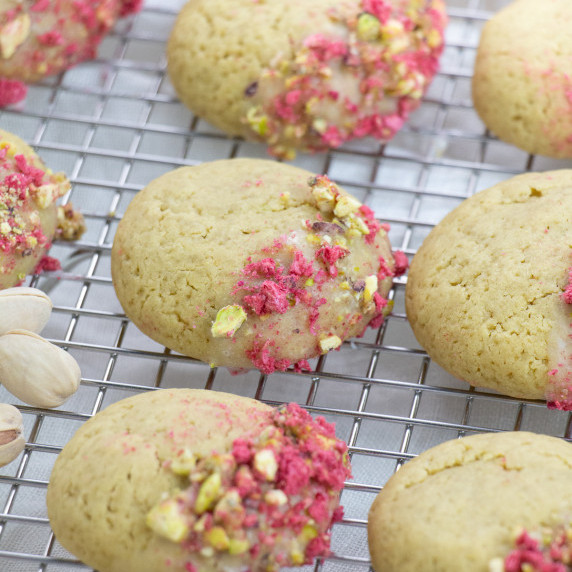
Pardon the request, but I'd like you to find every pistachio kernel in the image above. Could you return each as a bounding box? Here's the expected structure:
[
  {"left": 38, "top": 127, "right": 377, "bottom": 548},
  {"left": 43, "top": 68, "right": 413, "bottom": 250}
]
[
  {"left": 146, "top": 498, "right": 189, "bottom": 543},
  {"left": 345, "top": 212, "right": 370, "bottom": 235},
  {"left": 204, "top": 526, "right": 230, "bottom": 550},
  {"left": 264, "top": 489, "right": 288, "bottom": 506},
  {"left": 356, "top": 13, "right": 381, "bottom": 42},
  {"left": 228, "top": 538, "right": 251, "bottom": 555},
  {"left": 246, "top": 106, "right": 269, "bottom": 136},
  {"left": 194, "top": 472, "right": 222, "bottom": 514},
  {"left": 0, "top": 14, "right": 31, "bottom": 60},
  {"left": 363, "top": 275, "right": 379, "bottom": 304},
  {"left": 170, "top": 448, "right": 196, "bottom": 476},
  {"left": 301, "top": 523, "right": 319, "bottom": 542},
  {"left": 319, "top": 334, "right": 342, "bottom": 354},
  {"left": 253, "top": 448, "right": 278, "bottom": 481},
  {"left": 211, "top": 305, "right": 247, "bottom": 338}
]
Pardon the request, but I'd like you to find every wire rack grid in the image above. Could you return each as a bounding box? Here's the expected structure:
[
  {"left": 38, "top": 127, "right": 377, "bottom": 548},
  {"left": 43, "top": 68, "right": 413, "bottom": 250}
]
[{"left": 0, "top": 0, "right": 570, "bottom": 570}]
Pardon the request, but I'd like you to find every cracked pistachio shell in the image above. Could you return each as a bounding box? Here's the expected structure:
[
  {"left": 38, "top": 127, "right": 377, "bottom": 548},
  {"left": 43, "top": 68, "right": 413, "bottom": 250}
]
[
  {"left": 0, "top": 287, "right": 52, "bottom": 336},
  {"left": 0, "top": 403, "right": 25, "bottom": 467},
  {"left": 0, "top": 330, "right": 80, "bottom": 408}
]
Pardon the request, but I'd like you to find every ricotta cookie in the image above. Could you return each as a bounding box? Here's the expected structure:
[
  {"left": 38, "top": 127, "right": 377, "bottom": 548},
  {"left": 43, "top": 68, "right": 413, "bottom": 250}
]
[
  {"left": 368, "top": 431, "right": 572, "bottom": 572},
  {"left": 0, "top": 0, "right": 142, "bottom": 107},
  {"left": 167, "top": 0, "right": 446, "bottom": 159},
  {"left": 405, "top": 171, "right": 572, "bottom": 408},
  {"left": 0, "top": 128, "right": 83, "bottom": 289},
  {"left": 112, "top": 158, "right": 406, "bottom": 374},
  {"left": 47, "top": 389, "right": 351, "bottom": 572},
  {"left": 473, "top": 0, "right": 572, "bottom": 158}
]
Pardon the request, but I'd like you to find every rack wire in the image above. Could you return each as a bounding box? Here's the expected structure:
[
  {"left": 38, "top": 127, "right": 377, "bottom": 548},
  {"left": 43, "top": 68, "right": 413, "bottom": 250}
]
[{"left": 0, "top": 0, "right": 570, "bottom": 570}]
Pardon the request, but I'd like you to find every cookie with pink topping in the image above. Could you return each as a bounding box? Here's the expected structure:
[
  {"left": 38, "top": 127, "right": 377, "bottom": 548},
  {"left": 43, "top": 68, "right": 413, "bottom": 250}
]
[
  {"left": 368, "top": 431, "right": 572, "bottom": 572},
  {"left": 111, "top": 158, "right": 405, "bottom": 374},
  {"left": 0, "top": 128, "right": 84, "bottom": 289},
  {"left": 47, "top": 388, "right": 351, "bottom": 572},
  {"left": 406, "top": 170, "right": 572, "bottom": 409},
  {"left": 167, "top": 0, "right": 446, "bottom": 159},
  {"left": 0, "top": 0, "right": 142, "bottom": 107},
  {"left": 473, "top": 0, "right": 572, "bottom": 158}
]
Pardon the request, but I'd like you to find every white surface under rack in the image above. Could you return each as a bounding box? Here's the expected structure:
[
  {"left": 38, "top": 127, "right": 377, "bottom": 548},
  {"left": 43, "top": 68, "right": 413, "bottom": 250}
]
[{"left": 0, "top": 0, "right": 570, "bottom": 570}]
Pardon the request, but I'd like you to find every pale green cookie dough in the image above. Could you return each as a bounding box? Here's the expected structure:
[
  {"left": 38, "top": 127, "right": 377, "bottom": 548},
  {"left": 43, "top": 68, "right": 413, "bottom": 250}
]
[
  {"left": 111, "top": 158, "right": 399, "bottom": 374},
  {"left": 47, "top": 388, "right": 350, "bottom": 572},
  {"left": 167, "top": 0, "right": 446, "bottom": 158},
  {"left": 405, "top": 171, "right": 572, "bottom": 405},
  {"left": 47, "top": 390, "right": 270, "bottom": 572},
  {"left": 473, "top": 0, "right": 572, "bottom": 158},
  {"left": 368, "top": 431, "right": 572, "bottom": 572}
]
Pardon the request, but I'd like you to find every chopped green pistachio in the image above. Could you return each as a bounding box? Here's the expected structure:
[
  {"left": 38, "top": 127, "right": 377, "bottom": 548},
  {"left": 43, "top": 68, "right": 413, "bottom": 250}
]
[
  {"left": 204, "top": 526, "right": 230, "bottom": 550},
  {"left": 0, "top": 13, "right": 31, "bottom": 60},
  {"left": 228, "top": 538, "right": 250, "bottom": 555},
  {"left": 194, "top": 472, "right": 221, "bottom": 514},
  {"left": 312, "top": 118, "right": 328, "bottom": 134},
  {"left": 290, "top": 549, "right": 305, "bottom": 565},
  {"left": 309, "top": 180, "right": 336, "bottom": 213},
  {"left": 301, "top": 523, "right": 319, "bottom": 542},
  {"left": 211, "top": 305, "right": 247, "bottom": 338},
  {"left": 334, "top": 195, "right": 361, "bottom": 218},
  {"left": 170, "top": 448, "right": 196, "bottom": 476},
  {"left": 253, "top": 448, "right": 278, "bottom": 481},
  {"left": 357, "top": 13, "right": 381, "bottom": 42},
  {"left": 264, "top": 489, "right": 288, "bottom": 506},
  {"left": 363, "top": 274, "right": 378, "bottom": 303},
  {"left": 346, "top": 212, "right": 370, "bottom": 235},
  {"left": 146, "top": 498, "right": 189, "bottom": 543},
  {"left": 246, "top": 106, "right": 269, "bottom": 136},
  {"left": 319, "top": 334, "right": 342, "bottom": 354}
]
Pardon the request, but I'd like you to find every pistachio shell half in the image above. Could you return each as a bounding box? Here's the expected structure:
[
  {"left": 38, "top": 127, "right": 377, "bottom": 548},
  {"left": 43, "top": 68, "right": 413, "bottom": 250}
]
[
  {"left": 0, "top": 330, "right": 80, "bottom": 408},
  {"left": 0, "top": 403, "right": 25, "bottom": 467},
  {"left": 0, "top": 287, "right": 53, "bottom": 336}
]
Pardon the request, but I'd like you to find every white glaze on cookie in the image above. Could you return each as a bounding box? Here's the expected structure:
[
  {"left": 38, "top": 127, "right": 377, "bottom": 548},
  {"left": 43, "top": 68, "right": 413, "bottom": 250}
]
[
  {"left": 546, "top": 266, "right": 572, "bottom": 411},
  {"left": 146, "top": 402, "right": 350, "bottom": 571},
  {"left": 242, "top": 0, "right": 447, "bottom": 158},
  {"left": 489, "top": 518, "right": 572, "bottom": 572}
]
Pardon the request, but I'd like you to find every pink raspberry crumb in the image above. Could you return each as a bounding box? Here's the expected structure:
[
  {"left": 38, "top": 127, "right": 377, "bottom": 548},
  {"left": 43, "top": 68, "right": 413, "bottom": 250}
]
[{"left": 0, "top": 79, "right": 27, "bottom": 107}]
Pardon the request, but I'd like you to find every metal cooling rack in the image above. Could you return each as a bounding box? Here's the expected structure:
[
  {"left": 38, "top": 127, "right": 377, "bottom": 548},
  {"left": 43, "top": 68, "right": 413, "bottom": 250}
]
[{"left": 0, "top": 0, "right": 570, "bottom": 570}]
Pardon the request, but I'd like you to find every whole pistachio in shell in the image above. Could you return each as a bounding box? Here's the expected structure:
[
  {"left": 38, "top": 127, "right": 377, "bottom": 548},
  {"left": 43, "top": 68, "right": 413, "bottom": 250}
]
[
  {"left": 0, "top": 330, "right": 80, "bottom": 408},
  {"left": 0, "top": 287, "right": 52, "bottom": 336},
  {"left": 0, "top": 403, "right": 25, "bottom": 467}
]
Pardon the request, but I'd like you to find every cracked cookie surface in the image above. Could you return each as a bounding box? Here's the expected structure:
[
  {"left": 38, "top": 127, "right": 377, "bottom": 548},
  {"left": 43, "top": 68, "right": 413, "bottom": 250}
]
[
  {"left": 405, "top": 170, "right": 572, "bottom": 406},
  {"left": 111, "top": 158, "right": 400, "bottom": 374},
  {"left": 473, "top": 0, "right": 572, "bottom": 158},
  {"left": 368, "top": 431, "right": 572, "bottom": 572}
]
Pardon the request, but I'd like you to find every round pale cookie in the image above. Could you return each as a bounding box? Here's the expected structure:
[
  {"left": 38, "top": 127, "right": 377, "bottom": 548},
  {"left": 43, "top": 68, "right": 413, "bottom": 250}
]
[
  {"left": 368, "top": 431, "right": 572, "bottom": 572},
  {"left": 167, "top": 0, "right": 446, "bottom": 159},
  {"left": 0, "top": 0, "right": 142, "bottom": 106},
  {"left": 473, "top": 0, "right": 572, "bottom": 158},
  {"left": 405, "top": 171, "right": 572, "bottom": 408},
  {"left": 47, "top": 388, "right": 351, "bottom": 572},
  {"left": 0, "top": 128, "right": 72, "bottom": 289},
  {"left": 112, "top": 158, "right": 405, "bottom": 374}
]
